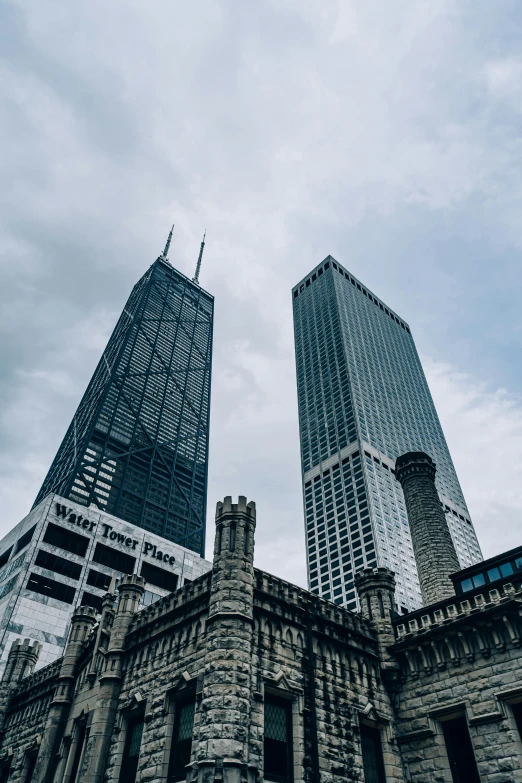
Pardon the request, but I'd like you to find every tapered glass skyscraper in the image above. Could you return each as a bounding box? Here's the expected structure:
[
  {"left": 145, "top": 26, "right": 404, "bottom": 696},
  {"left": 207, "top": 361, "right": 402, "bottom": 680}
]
[
  {"left": 293, "top": 256, "right": 482, "bottom": 612},
  {"left": 34, "top": 231, "right": 213, "bottom": 557}
]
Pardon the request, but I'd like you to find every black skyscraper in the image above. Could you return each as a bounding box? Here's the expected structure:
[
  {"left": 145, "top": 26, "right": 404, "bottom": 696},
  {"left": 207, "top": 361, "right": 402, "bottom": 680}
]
[{"left": 34, "top": 230, "right": 213, "bottom": 556}]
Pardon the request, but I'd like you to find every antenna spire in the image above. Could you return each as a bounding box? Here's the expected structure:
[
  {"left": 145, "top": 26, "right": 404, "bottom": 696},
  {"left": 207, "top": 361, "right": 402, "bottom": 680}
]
[
  {"left": 162, "top": 224, "right": 174, "bottom": 259},
  {"left": 192, "top": 230, "right": 206, "bottom": 285}
]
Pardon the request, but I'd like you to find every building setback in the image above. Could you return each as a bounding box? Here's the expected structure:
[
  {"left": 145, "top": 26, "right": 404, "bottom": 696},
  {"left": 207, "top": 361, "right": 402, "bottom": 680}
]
[
  {"left": 34, "top": 232, "right": 213, "bottom": 557},
  {"left": 0, "top": 472, "right": 520, "bottom": 783},
  {"left": 0, "top": 493, "right": 211, "bottom": 675},
  {"left": 292, "top": 256, "right": 482, "bottom": 612}
]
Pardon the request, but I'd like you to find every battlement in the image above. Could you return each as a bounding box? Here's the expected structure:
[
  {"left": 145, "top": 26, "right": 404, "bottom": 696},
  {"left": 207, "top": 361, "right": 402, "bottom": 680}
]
[
  {"left": 118, "top": 574, "right": 146, "bottom": 591},
  {"left": 72, "top": 605, "right": 99, "bottom": 622},
  {"left": 9, "top": 638, "right": 42, "bottom": 657},
  {"left": 215, "top": 495, "right": 256, "bottom": 519},
  {"left": 13, "top": 658, "right": 61, "bottom": 697},
  {"left": 129, "top": 571, "right": 213, "bottom": 632},
  {"left": 394, "top": 579, "right": 522, "bottom": 640},
  {"left": 355, "top": 566, "right": 397, "bottom": 590},
  {"left": 253, "top": 568, "right": 374, "bottom": 641}
]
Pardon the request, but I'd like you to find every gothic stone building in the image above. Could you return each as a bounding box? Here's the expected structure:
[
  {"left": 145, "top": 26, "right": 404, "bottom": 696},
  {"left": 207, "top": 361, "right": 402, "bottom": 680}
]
[{"left": 0, "top": 453, "right": 520, "bottom": 783}]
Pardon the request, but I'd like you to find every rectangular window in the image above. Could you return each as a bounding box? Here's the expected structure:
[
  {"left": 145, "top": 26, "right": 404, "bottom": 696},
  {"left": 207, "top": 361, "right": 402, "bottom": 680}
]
[
  {"left": 168, "top": 695, "right": 196, "bottom": 782},
  {"left": 140, "top": 562, "right": 179, "bottom": 592},
  {"left": 92, "top": 543, "right": 136, "bottom": 574},
  {"left": 360, "top": 724, "right": 386, "bottom": 783},
  {"left": 81, "top": 591, "right": 103, "bottom": 612},
  {"left": 14, "top": 526, "right": 36, "bottom": 555},
  {"left": 0, "top": 759, "right": 11, "bottom": 783},
  {"left": 26, "top": 573, "right": 76, "bottom": 604},
  {"left": 35, "top": 550, "right": 82, "bottom": 581},
  {"left": 69, "top": 720, "right": 88, "bottom": 783},
  {"left": 264, "top": 694, "right": 293, "bottom": 782},
  {"left": 511, "top": 702, "right": 522, "bottom": 740},
  {"left": 0, "top": 547, "right": 12, "bottom": 570},
  {"left": 442, "top": 716, "right": 480, "bottom": 783},
  {"left": 87, "top": 569, "right": 112, "bottom": 591},
  {"left": 43, "top": 523, "right": 89, "bottom": 558},
  {"left": 119, "top": 713, "right": 144, "bottom": 783}
]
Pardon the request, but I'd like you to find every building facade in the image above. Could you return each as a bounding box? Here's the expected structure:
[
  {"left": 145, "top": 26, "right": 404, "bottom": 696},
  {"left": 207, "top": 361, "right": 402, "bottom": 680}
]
[
  {"left": 34, "top": 240, "right": 213, "bottom": 557},
  {"left": 292, "top": 256, "right": 482, "bottom": 612},
  {"left": 0, "top": 493, "right": 211, "bottom": 675},
  {"left": 0, "top": 476, "right": 520, "bottom": 783}
]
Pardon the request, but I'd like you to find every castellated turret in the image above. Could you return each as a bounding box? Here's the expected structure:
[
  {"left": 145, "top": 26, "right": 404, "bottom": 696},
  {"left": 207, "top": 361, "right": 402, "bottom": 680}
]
[{"left": 196, "top": 497, "right": 257, "bottom": 783}]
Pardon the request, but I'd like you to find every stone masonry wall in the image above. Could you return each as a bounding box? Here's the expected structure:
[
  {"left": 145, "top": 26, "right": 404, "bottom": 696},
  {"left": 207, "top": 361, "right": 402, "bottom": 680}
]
[{"left": 392, "top": 578, "right": 522, "bottom": 782}]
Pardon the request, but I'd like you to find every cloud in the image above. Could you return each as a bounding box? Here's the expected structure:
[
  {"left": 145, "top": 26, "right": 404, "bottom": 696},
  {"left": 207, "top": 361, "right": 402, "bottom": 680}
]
[
  {"left": 425, "top": 358, "right": 522, "bottom": 558},
  {"left": 1, "top": 0, "right": 522, "bottom": 589}
]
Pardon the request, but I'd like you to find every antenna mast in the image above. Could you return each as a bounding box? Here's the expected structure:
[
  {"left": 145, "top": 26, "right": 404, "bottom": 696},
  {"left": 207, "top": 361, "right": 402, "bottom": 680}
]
[
  {"left": 162, "top": 224, "right": 175, "bottom": 259},
  {"left": 193, "top": 230, "right": 206, "bottom": 284}
]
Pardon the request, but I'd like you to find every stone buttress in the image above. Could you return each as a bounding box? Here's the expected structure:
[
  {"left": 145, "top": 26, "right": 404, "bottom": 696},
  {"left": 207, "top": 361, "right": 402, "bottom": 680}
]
[{"left": 193, "top": 496, "right": 257, "bottom": 783}]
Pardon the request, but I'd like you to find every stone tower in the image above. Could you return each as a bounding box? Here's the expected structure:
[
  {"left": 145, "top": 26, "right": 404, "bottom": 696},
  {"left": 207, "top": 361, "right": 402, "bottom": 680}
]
[
  {"left": 1, "top": 638, "right": 41, "bottom": 686},
  {"left": 195, "top": 496, "right": 257, "bottom": 783},
  {"left": 82, "top": 574, "right": 145, "bottom": 783},
  {"left": 395, "top": 452, "right": 460, "bottom": 605},
  {"left": 32, "top": 606, "right": 98, "bottom": 783},
  {"left": 355, "top": 567, "right": 400, "bottom": 692}
]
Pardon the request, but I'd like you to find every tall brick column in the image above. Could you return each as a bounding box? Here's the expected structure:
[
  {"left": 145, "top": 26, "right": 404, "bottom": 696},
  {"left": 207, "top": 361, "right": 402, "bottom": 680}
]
[
  {"left": 32, "top": 607, "right": 98, "bottom": 783},
  {"left": 395, "top": 452, "right": 460, "bottom": 605},
  {"left": 81, "top": 575, "right": 145, "bottom": 783},
  {"left": 195, "top": 496, "right": 257, "bottom": 783}
]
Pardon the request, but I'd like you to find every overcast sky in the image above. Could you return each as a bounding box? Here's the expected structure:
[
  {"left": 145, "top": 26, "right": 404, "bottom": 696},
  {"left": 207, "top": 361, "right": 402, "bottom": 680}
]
[{"left": 1, "top": 0, "right": 522, "bottom": 587}]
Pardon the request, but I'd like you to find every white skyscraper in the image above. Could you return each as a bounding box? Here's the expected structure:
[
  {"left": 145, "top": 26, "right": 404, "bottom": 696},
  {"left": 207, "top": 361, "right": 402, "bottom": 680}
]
[{"left": 293, "top": 256, "right": 482, "bottom": 612}]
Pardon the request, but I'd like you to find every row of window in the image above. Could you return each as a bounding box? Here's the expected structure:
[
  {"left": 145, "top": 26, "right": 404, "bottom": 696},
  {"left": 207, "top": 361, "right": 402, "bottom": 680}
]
[
  {"left": 40, "top": 522, "right": 180, "bottom": 592},
  {"left": 457, "top": 554, "right": 522, "bottom": 594},
  {"left": 293, "top": 258, "right": 410, "bottom": 333},
  {"left": 0, "top": 525, "right": 37, "bottom": 571}
]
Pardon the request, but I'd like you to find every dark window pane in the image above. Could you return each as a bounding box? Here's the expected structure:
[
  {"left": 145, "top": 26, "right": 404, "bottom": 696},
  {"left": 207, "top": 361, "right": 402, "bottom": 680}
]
[
  {"left": 92, "top": 543, "right": 135, "bottom": 574},
  {"left": 360, "top": 724, "right": 386, "bottom": 783},
  {"left": 512, "top": 702, "right": 522, "bottom": 740},
  {"left": 119, "top": 715, "right": 144, "bottom": 783},
  {"left": 35, "top": 549, "right": 82, "bottom": 581},
  {"left": 81, "top": 591, "right": 103, "bottom": 612},
  {"left": 500, "top": 562, "right": 514, "bottom": 577},
  {"left": 24, "top": 754, "right": 37, "bottom": 783},
  {"left": 14, "top": 526, "right": 36, "bottom": 555},
  {"left": 43, "top": 523, "right": 89, "bottom": 558},
  {"left": 0, "top": 547, "right": 13, "bottom": 569},
  {"left": 442, "top": 716, "right": 480, "bottom": 783},
  {"left": 168, "top": 696, "right": 196, "bottom": 782},
  {"left": 87, "top": 569, "right": 112, "bottom": 591},
  {"left": 140, "top": 562, "right": 178, "bottom": 592},
  {"left": 264, "top": 695, "right": 292, "bottom": 782},
  {"left": 26, "top": 573, "right": 76, "bottom": 605},
  {"left": 69, "top": 722, "right": 88, "bottom": 783},
  {"left": 0, "top": 761, "right": 11, "bottom": 783}
]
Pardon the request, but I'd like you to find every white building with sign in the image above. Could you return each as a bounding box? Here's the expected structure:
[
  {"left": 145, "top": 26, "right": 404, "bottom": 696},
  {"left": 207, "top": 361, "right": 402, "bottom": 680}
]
[{"left": 0, "top": 494, "right": 212, "bottom": 673}]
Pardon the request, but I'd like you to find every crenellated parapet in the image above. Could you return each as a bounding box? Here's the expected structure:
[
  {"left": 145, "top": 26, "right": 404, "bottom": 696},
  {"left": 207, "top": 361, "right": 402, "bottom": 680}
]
[
  {"left": 254, "top": 569, "right": 373, "bottom": 639},
  {"left": 129, "top": 570, "right": 212, "bottom": 633},
  {"left": 392, "top": 579, "right": 522, "bottom": 678}
]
